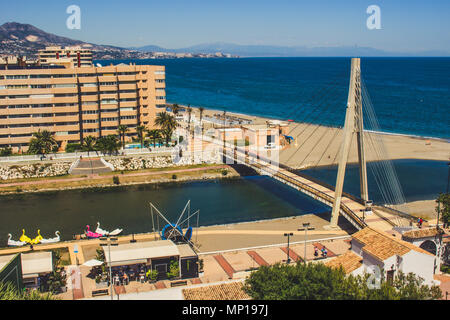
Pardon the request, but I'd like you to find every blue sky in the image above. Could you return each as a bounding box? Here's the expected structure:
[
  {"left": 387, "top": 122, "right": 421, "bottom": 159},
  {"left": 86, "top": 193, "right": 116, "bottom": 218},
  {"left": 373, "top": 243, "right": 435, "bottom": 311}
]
[{"left": 1, "top": 0, "right": 449, "bottom": 52}]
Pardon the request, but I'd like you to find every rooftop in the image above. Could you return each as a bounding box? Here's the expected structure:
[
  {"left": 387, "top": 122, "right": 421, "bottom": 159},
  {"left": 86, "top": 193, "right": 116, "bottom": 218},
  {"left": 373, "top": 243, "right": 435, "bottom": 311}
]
[
  {"left": 402, "top": 227, "right": 448, "bottom": 240},
  {"left": 182, "top": 281, "right": 250, "bottom": 300},
  {"left": 103, "top": 240, "right": 180, "bottom": 267},
  {"left": 325, "top": 251, "right": 363, "bottom": 274},
  {"left": 0, "top": 252, "right": 53, "bottom": 278},
  {"left": 352, "top": 227, "right": 434, "bottom": 261}
]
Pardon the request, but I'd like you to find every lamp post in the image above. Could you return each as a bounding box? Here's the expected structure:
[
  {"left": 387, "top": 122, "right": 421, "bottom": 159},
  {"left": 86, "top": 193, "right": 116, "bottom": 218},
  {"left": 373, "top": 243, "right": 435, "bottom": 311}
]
[
  {"left": 283, "top": 233, "right": 293, "bottom": 264},
  {"left": 298, "top": 223, "right": 314, "bottom": 263},
  {"left": 360, "top": 209, "right": 365, "bottom": 222},
  {"left": 100, "top": 235, "right": 118, "bottom": 300}
]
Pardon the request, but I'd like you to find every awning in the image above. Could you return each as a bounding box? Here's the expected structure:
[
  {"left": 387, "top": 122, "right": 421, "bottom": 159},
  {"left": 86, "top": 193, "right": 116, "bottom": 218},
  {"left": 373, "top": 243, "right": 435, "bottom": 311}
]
[
  {"left": 103, "top": 240, "right": 180, "bottom": 266},
  {"left": 21, "top": 251, "right": 53, "bottom": 276}
]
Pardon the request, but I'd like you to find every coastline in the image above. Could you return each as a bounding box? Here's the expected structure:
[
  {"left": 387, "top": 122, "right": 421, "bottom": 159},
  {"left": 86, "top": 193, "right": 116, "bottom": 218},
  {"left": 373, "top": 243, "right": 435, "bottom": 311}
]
[
  {"left": 176, "top": 103, "right": 450, "bottom": 142},
  {"left": 179, "top": 104, "right": 449, "bottom": 166}
]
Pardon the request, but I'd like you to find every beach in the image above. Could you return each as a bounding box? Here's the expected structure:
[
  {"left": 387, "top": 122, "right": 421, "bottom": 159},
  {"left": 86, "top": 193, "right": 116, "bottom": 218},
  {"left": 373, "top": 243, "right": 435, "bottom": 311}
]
[
  {"left": 184, "top": 105, "right": 449, "bottom": 217},
  {"left": 185, "top": 105, "right": 449, "bottom": 165}
]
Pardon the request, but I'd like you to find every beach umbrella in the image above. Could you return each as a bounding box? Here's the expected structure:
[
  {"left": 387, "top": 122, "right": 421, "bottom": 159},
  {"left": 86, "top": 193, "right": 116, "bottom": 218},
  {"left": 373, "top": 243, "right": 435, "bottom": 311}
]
[{"left": 82, "top": 259, "right": 104, "bottom": 267}]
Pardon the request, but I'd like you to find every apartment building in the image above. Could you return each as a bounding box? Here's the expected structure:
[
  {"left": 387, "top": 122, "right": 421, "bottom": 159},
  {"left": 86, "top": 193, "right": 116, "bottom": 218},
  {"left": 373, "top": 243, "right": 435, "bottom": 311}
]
[
  {"left": 38, "top": 46, "right": 93, "bottom": 68},
  {"left": 0, "top": 62, "right": 166, "bottom": 152}
]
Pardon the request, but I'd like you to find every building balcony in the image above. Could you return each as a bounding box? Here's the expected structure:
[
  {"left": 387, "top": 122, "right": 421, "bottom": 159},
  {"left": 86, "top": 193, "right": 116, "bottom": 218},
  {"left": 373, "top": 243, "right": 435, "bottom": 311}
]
[
  {"left": 120, "top": 92, "right": 137, "bottom": 99},
  {"left": 98, "top": 76, "right": 117, "bottom": 83},
  {"left": 120, "top": 101, "right": 137, "bottom": 108},
  {"left": 80, "top": 95, "right": 98, "bottom": 103},
  {"left": 120, "top": 118, "right": 138, "bottom": 126},
  {"left": 118, "top": 83, "right": 137, "bottom": 91},
  {"left": 117, "top": 75, "right": 137, "bottom": 82},
  {"left": 52, "top": 96, "right": 78, "bottom": 104}
]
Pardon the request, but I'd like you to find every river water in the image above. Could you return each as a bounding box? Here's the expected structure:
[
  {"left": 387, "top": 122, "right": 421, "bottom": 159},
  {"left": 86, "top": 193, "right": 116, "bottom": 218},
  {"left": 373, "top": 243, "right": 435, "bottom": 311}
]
[{"left": 1, "top": 159, "right": 447, "bottom": 246}]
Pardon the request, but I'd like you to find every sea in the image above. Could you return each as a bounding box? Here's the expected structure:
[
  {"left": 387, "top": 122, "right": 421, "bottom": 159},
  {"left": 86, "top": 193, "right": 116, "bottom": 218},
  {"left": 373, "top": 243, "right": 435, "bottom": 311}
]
[{"left": 96, "top": 57, "right": 450, "bottom": 140}]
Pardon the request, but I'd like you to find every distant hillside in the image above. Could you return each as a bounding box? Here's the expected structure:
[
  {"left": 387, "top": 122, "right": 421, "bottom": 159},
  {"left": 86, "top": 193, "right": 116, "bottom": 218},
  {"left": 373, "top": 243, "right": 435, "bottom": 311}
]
[
  {"left": 0, "top": 22, "right": 152, "bottom": 60},
  {"left": 134, "top": 42, "right": 450, "bottom": 57}
]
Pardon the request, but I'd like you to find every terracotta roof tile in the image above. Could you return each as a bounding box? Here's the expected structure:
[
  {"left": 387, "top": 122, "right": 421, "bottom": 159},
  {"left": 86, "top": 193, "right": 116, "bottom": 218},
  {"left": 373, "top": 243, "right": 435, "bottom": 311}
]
[
  {"left": 183, "top": 281, "right": 250, "bottom": 300},
  {"left": 402, "top": 227, "right": 448, "bottom": 240},
  {"left": 352, "top": 227, "right": 434, "bottom": 261},
  {"left": 325, "top": 251, "right": 363, "bottom": 274}
]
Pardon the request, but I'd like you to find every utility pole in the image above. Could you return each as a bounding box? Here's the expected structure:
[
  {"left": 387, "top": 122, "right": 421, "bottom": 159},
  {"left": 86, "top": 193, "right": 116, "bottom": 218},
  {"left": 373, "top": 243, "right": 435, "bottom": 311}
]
[
  {"left": 100, "top": 236, "right": 118, "bottom": 300},
  {"left": 298, "top": 223, "right": 315, "bottom": 263}
]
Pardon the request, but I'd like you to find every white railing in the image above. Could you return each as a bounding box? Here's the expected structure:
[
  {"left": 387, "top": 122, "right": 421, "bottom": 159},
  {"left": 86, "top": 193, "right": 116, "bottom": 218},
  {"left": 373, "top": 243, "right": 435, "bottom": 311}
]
[
  {"left": 68, "top": 158, "right": 80, "bottom": 174},
  {"left": 99, "top": 158, "right": 114, "bottom": 171},
  {"left": 0, "top": 147, "right": 176, "bottom": 163}
]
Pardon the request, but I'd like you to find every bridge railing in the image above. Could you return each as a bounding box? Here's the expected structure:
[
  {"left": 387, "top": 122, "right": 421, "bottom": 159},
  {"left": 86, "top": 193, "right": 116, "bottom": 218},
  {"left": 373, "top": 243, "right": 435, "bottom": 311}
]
[
  {"left": 201, "top": 137, "right": 367, "bottom": 229},
  {"left": 250, "top": 160, "right": 367, "bottom": 229}
]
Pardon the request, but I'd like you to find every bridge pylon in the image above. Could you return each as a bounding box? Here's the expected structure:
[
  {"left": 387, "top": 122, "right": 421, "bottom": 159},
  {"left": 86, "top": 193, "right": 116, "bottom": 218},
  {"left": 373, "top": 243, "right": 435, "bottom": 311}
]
[{"left": 328, "top": 58, "right": 369, "bottom": 229}]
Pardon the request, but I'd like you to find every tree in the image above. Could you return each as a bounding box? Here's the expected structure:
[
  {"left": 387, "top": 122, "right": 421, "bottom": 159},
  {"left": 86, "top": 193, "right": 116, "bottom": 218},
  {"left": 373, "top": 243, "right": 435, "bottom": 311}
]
[
  {"left": 82, "top": 136, "right": 97, "bottom": 156},
  {"left": 0, "top": 282, "right": 57, "bottom": 300},
  {"left": 117, "top": 125, "right": 129, "bottom": 150},
  {"left": 0, "top": 147, "right": 12, "bottom": 157},
  {"left": 199, "top": 107, "right": 205, "bottom": 135},
  {"left": 436, "top": 193, "right": 450, "bottom": 227},
  {"left": 186, "top": 106, "right": 192, "bottom": 130},
  {"left": 28, "top": 130, "right": 58, "bottom": 156},
  {"left": 243, "top": 262, "right": 442, "bottom": 300},
  {"left": 155, "top": 112, "right": 178, "bottom": 147},
  {"left": 95, "top": 135, "right": 121, "bottom": 155},
  {"left": 147, "top": 129, "right": 162, "bottom": 148},
  {"left": 172, "top": 104, "right": 181, "bottom": 115},
  {"left": 136, "top": 125, "right": 146, "bottom": 149}
]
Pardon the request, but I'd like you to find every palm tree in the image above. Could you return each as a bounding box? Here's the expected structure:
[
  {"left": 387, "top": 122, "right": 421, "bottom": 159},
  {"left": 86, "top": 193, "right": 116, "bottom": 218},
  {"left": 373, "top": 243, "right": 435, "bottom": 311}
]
[
  {"left": 172, "top": 104, "right": 181, "bottom": 115},
  {"left": 95, "top": 135, "right": 121, "bottom": 155},
  {"left": 186, "top": 106, "right": 193, "bottom": 131},
  {"left": 28, "top": 130, "right": 58, "bottom": 156},
  {"left": 199, "top": 107, "right": 205, "bottom": 135},
  {"left": 117, "top": 125, "right": 129, "bottom": 150},
  {"left": 147, "top": 129, "right": 162, "bottom": 148},
  {"left": 155, "top": 112, "right": 178, "bottom": 147},
  {"left": 82, "top": 136, "right": 97, "bottom": 157},
  {"left": 136, "top": 125, "right": 146, "bottom": 149}
]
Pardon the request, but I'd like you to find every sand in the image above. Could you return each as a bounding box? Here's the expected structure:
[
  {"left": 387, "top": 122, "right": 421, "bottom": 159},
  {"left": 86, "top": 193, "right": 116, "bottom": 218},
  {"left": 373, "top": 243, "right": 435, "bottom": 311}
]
[
  {"left": 182, "top": 105, "right": 448, "bottom": 217},
  {"left": 183, "top": 105, "right": 449, "bottom": 168}
]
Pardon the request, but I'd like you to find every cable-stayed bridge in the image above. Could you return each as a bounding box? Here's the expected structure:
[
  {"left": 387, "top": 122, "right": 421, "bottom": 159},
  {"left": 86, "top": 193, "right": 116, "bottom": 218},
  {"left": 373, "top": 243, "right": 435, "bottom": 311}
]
[{"left": 187, "top": 58, "right": 417, "bottom": 231}]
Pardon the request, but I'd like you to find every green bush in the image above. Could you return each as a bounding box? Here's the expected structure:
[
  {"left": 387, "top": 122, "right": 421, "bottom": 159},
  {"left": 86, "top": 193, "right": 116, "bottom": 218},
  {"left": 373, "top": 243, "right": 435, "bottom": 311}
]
[
  {"left": 0, "top": 147, "right": 12, "bottom": 157},
  {"left": 441, "top": 264, "right": 450, "bottom": 274},
  {"left": 166, "top": 260, "right": 179, "bottom": 279},
  {"left": 222, "top": 170, "right": 228, "bottom": 176},
  {"left": 65, "top": 143, "right": 82, "bottom": 153},
  {"left": 146, "top": 269, "right": 158, "bottom": 282},
  {"left": 172, "top": 174, "right": 177, "bottom": 180},
  {"left": 112, "top": 176, "right": 120, "bottom": 185}
]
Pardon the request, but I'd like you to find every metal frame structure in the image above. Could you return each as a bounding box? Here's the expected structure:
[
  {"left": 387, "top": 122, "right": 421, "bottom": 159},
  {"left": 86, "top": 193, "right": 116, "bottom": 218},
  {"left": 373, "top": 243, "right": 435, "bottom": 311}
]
[{"left": 149, "top": 200, "right": 201, "bottom": 252}]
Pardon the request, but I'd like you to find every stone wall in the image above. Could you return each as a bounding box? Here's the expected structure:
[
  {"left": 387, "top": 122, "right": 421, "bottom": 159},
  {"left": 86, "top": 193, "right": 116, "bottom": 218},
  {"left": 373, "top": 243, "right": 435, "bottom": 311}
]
[
  {"left": 107, "top": 151, "right": 221, "bottom": 171},
  {"left": 0, "top": 162, "right": 71, "bottom": 180}
]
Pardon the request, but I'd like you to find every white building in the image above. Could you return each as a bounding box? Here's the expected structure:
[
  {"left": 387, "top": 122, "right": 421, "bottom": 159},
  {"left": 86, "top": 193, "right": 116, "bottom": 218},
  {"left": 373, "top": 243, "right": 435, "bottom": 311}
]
[{"left": 327, "top": 227, "right": 438, "bottom": 286}]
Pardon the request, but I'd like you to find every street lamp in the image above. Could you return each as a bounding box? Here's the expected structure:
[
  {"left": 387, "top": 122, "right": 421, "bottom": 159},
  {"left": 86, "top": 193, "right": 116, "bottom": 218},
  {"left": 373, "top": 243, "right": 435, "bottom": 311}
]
[
  {"left": 99, "top": 236, "right": 118, "bottom": 300},
  {"left": 360, "top": 209, "right": 365, "bottom": 222},
  {"left": 298, "top": 223, "right": 314, "bottom": 263},
  {"left": 283, "top": 233, "right": 294, "bottom": 264}
]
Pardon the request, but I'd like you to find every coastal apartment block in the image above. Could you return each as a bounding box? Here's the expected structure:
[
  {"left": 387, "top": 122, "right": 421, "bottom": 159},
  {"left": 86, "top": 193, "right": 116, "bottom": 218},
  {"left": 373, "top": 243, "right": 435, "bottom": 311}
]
[
  {"left": 0, "top": 63, "right": 166, "bottom": 152},
  {"left": 38, "top": 46, "right": 93, "bottom": 68}
]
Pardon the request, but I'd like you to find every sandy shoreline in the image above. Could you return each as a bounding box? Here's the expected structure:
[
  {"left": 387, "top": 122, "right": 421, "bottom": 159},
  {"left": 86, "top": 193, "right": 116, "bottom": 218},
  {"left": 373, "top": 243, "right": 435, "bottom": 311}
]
[{"left": 182, "top": 104, "right": 449, "bottom": 167}]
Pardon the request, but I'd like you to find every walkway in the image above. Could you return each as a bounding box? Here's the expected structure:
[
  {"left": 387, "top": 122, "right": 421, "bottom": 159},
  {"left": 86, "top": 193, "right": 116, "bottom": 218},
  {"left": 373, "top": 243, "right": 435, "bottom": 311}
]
[
  {"left": 70, "top": 158, "right": 112, "bottom": 175},
  {"left": 0, "top": 165, "right": 228, "bottom": 188}
]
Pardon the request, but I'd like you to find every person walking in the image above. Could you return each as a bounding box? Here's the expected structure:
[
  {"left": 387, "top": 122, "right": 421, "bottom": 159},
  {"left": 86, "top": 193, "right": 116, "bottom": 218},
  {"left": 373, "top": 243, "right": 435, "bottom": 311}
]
[{"left": 314, "top": 246, "right": 319, "bottom": 259}]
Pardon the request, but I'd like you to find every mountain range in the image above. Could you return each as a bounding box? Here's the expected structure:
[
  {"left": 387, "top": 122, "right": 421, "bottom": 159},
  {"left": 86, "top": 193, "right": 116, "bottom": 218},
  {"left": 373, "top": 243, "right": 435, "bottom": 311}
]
[
  {"left": 132, "top": 42, "right": 450, "bottom": 57},
  {"left": 1, "top": 22, "right": 448, "bottom": 60}
]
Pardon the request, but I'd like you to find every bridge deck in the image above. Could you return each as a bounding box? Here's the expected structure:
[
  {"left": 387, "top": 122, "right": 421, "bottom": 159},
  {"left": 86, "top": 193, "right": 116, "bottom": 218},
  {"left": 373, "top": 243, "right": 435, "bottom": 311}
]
[{"left": 252, "top": 161, "right": 398, "bottom": 231}]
